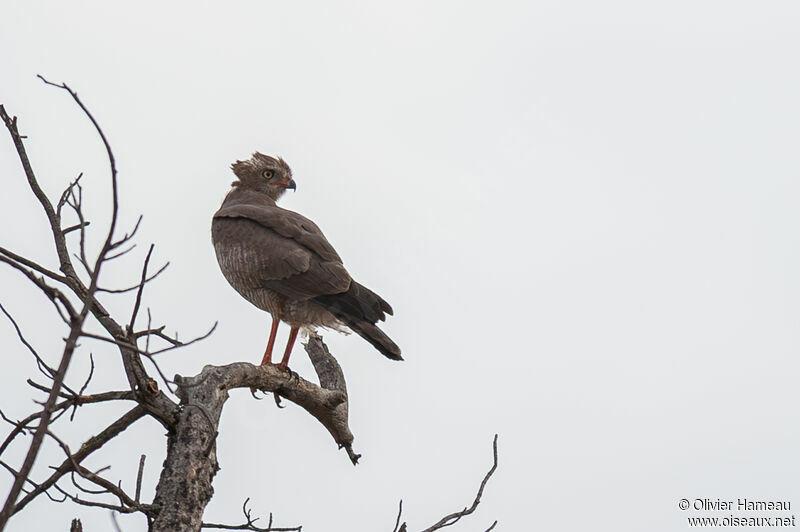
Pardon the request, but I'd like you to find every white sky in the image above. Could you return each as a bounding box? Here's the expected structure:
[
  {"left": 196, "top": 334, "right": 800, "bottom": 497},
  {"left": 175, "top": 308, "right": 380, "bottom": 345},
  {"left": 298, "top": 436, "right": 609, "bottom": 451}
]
[{"left": 2, "top": 1, "right": 800, "bottom": 530}]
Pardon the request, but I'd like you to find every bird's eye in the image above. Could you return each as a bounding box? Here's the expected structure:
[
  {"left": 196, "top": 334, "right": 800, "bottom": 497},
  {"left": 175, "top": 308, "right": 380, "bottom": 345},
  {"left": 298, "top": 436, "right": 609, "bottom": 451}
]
[{"left": 262, "top": 170, "right": 274, "bottom": 179}]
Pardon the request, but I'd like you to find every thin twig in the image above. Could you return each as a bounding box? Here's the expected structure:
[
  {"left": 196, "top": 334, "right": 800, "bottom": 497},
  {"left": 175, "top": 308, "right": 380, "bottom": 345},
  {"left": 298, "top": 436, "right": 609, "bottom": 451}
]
[
  {"left": 0, "top": 460, "right": 65, "bottom": 503},
  {"left": 57, "top": 173, "right": 82, "bottom": 217},
  {"left": 419, "top": 434, "right": 499, "bottom": 532},
  {"left": 65, "top": 180, "right": 91, "bottom": 278},
  {"left": 11, "top": 406, "right": 145, "bottom": 516},
  {"left": 128, "top": 245, "right": 154, "bottom": 331},
  {"left": 0, "top": 105, "right": 79, "bottom": 280},
  {"left": 26, "top": 376, "right": 80, "bottom": 401},
  {"left": 81, "top": 322, "right": 217, "bottom": 358},
  {"left": 201, "top": 498, "right": 302, "bottom": 531},
  {"left": 51, "top": 482, "right": 139, "bottom": 514},
  {"left": 96, "top": 262, "right": 169, "bottom": 294},
  {"left": 0, "top": 391, "right": 133, "bottom": 460},
  {"left": 70, "top": 353, "right": 95, "bottom": 421},
  {"left": 0, "top": 303, "right": 60, "bottom": 382},
  {"left": 0, "top": 256, "right": 76, "bottom": 322},
  {"left": 0, "top": 246, "right": 68, "bottom": 285},
  {"left": 105, "top": 243, "right": 136, "bottom": 262},
  {"left": 135, "top": 455, "right": 145, "bottom": 504},
  {"left": 392, "top": 500, "right": 404, "bottom": 532},
  {"left": 62, "top": 222, "right": 90, "bottom": 235}
]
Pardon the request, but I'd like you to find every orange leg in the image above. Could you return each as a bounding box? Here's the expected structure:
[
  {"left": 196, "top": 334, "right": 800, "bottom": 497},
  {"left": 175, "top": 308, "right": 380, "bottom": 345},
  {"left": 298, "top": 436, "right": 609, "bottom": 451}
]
[
  {"left": 259, "top": 317, "right": 280, "bottom": 366},
  {"left": 278, "top": 326, "right": 299, "bottom": 368}
]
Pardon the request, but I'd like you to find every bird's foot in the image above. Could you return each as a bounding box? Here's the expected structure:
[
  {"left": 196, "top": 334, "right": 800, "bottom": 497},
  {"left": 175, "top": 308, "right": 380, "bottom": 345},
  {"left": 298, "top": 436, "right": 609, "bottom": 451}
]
[
  {"left": 275, "top": 363, "right": 300, "bottom": 383},
  {"left": 251, "top": 362, "right": 298, "bottom": 408},
  {"left": 273, "top": 365, "right": 300, "bottom": 408}
]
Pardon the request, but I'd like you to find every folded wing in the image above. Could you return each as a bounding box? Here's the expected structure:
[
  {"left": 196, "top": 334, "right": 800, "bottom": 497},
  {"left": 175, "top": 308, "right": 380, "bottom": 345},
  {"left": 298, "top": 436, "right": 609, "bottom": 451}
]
[{"left": 213, "top": 203, "right": 401, "bottom": 360}]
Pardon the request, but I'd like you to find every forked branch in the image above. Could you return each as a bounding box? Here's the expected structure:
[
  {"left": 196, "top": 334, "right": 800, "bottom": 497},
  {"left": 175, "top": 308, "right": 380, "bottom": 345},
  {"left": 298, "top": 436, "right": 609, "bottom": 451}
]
[
  {"left": 202, "top": 498, "right": 302, "bottom": 531},
  {"left": 393, "top": 435, "right": 499, "bottom": 532},
  {"left": 150, "top": 333, "right": 356, "bottom": 531}
]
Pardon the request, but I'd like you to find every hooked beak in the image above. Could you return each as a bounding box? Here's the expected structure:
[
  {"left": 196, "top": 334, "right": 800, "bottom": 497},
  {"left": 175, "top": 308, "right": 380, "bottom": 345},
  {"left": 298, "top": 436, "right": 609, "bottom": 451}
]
[{"left": 285, "top": 179, "right": 297, "bottom": 191}]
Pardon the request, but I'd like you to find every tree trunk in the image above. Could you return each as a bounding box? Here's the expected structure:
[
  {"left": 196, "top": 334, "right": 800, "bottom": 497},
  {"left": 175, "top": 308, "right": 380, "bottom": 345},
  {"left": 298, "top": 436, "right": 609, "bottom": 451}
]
[{"left": 150, "top": 375, "right": 223, "bottom": 531}]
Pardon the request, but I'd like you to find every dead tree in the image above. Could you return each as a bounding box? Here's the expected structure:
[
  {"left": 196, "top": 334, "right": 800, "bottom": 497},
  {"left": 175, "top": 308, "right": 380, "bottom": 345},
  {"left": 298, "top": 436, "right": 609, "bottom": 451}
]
[{"left": 0, "top": 78, "right": 498, "bottom": 532}]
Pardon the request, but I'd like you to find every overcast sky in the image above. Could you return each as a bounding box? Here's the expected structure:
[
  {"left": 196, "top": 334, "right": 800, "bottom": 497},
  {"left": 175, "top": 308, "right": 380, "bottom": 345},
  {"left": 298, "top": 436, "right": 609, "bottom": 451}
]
[{"left": 2, "top": 2, "right": 800, "bottom": 531}]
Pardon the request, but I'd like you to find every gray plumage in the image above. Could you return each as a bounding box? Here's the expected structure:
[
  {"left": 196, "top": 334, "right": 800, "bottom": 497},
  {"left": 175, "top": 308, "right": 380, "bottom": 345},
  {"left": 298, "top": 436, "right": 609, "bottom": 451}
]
[{"left": 212, "top": 152, "right": 401, "bottom": 361}]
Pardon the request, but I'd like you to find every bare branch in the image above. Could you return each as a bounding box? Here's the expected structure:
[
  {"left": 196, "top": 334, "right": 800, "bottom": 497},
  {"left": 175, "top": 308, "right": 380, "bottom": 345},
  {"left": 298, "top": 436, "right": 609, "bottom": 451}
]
[
  {"left": 78, "top": 328, "right": 212, "bottom": 394},
  {"left": 36, "top": 76, "right": 120, "bottom": 257},
  {"left": 0, "top": 459, "right": 65, "bottom": 503},
  {"left": 201, "top": 519, "right": 302, "bottom": 531},
  {"left": 71, "top": 460, "right": 145, "bottom": 512},
  {"left": 81, "top": 321, "right": 217, "bottom": 358},
  {"left": 128, "top": 244, "right": 154, "bottom": 331},
  {"left": 418, "top": 435, "right": 499, "bottom": 532},
  {"left": 202, "top": 498, "right": 302, "bottom": 531},
  {"left": 111, "top": 215, "right": 143, "bottom": 248},
  {"left": 0, "top": 256, "right": 76, "bottom": 321},
  {"left": 70, "top": 469, "right": 109, "bottom": 495},
  {"left": 0, "top": 246, "right": 68, "bottom": 285},
  {"left": 69, "top": 353, "right": 96, "bottom": 421},
  {"left": 1, "top": 82, "right": 181, "bottom": 528},
  {"left": 302, "top": 332, "right": 359, "bottom": 464},
  {"left": 62, "top": 222, "right": 90, "bottom": 235},
  {"left": 0, "top": 77, "right": 128, "bottom": 527},
  {"left": 25, "top": 379, "right": 72, "bottom": 398},
  {"left": 76, "top": 353, "right": 95, "bottom": 398},
  {"left": 11, "top": 406, "right": 146, "bottom": 516},
  {"left": 97, "top": 261, "right": 169, "bottom": 294},
  {"left": 63, "top": 180, "right": 91, "bottom": 278},
  {"left": 104, "top": 243, "right": 136, "bottom": 262},
  {"left": 56, "top": 173, "right": 83, "bottom": 217},
  {"left": 0, "top": 105, "right": 79, "bottom": 281},
  {"left": 0, "top": 303, "right": 60, "bottom": 382},
  {"left": 132, "top": 326, "right": 167, "bottom": 340},
  {"left": 45, "top": 431, "right": 142, "bottom": 512},
  {"left": 393, "top": 500, "right": 404, "bottom": 532},
  {"left": 51, "top": 482, "right": 139, "bottom": 514},
  {"left": 178, "top": 362, "right": 353, "bottom": 457},
  {"left": 110, "top": 511, "right": 123, "bottom": 532},
  {"left": 134, "top": 455, "right": 145, "bottom": 504},
  {"left": 0, "top": 391, "right": 133, "bottom": 460}
]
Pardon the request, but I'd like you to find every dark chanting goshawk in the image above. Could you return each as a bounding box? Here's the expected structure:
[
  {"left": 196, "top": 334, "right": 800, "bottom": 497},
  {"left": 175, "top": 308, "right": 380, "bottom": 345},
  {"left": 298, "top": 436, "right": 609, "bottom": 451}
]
[{"left": 212, "top": 152, "right": 401, "bottom": 368}]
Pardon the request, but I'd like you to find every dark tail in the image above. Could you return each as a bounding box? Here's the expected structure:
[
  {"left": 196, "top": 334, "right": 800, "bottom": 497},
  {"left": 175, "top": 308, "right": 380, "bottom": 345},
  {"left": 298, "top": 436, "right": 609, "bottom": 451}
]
[
  {"left": 312, "top": 281, "right": 402, "bottom": 360},
  {"left": 343, "top": 319, "right": 402, "bottom": 360}
]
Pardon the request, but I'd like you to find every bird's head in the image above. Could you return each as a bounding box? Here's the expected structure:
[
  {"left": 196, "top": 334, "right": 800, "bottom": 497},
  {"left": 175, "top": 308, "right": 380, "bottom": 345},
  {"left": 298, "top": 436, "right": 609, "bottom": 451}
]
[{"left": 230, "top": 152, "right": 296, "bottom": 200}]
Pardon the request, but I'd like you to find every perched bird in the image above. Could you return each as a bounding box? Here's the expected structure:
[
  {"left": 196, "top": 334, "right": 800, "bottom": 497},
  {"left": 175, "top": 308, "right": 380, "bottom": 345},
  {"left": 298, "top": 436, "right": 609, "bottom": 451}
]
[{"left": 212, "top": 152, "right": 401, "bottom": 368}]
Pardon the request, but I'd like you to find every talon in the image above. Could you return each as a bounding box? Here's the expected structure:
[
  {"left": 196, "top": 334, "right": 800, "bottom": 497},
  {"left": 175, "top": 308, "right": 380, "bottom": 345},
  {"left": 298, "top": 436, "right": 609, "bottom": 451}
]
[
  {"left": 249, "top": 387, "right": 262, "bottom": 400},
  {"left": 273, "top": 391, "right": 284, "bottom": 409},
  {"left": 276, "top": 364, "right": 300, "bottom": 383}
]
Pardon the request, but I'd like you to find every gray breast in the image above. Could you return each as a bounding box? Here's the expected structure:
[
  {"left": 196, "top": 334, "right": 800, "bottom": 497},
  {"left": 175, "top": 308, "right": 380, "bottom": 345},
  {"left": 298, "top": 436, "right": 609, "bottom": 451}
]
[
  {"left": 212, "top": 218, "right": 285, "bottom": 315},
  {"left": 212, "top": 215, "right": 344, "bottom": 330}
]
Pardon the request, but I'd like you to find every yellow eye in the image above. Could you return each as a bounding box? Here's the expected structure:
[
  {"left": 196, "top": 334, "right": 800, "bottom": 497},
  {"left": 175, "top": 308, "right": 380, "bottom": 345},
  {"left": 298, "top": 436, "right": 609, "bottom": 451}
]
[{"left": 262, "top": 170, "right": 274, "bottom": 179}]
